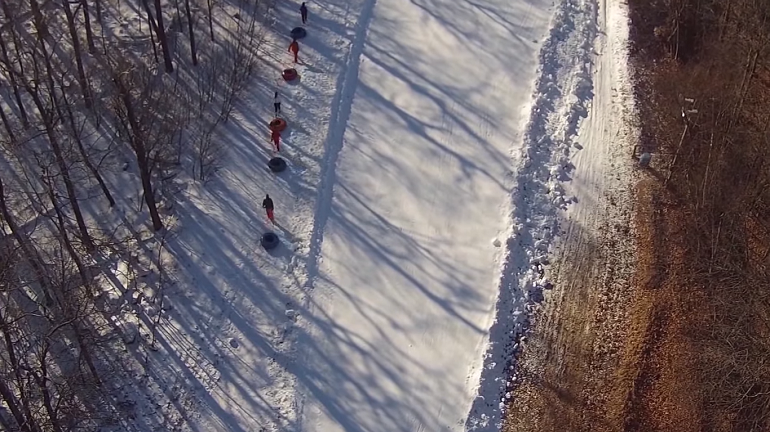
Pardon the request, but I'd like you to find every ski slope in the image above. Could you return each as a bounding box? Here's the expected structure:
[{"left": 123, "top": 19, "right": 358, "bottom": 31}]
[
  {"left": 118, "top": 0, "right": 613, "bottom": 429},
  {"left": 292, "top": 0, "right": 554, "bottom": 430}
]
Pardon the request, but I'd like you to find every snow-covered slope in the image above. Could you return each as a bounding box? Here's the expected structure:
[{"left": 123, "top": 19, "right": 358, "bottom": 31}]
[
  {"left": 288, "top": 0, "right": 555, "bottom": 430},
  {"left": 132, "top": 0, "right": 620, "bottom": 429}
]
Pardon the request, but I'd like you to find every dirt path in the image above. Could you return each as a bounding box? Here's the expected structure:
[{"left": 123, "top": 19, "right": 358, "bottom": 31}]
[
  {"left": 503, "top": 0, "right": 656, "bottom": 429},
  {"left": 503, "top": 154, "right": 639, "bottom": 432}
]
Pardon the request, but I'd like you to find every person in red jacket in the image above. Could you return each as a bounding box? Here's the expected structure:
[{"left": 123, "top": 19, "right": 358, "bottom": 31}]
[
  {"left": 270, "top": 129, "right": 281, "bottom": 152},
  {"left": 288, "top": 39, "right": 300, "bottom": 63}
]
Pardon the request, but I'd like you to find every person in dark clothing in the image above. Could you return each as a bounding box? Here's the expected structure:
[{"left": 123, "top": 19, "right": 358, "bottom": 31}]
[
  {"left": 300, "top": 2, "right": 308, "bottom": 24},
  {"left": 262, "top": 195, "right": 275, "bottom": 223},
  {"left": 273, "top": 91, "right": 281, "bottom": 115},
  {"left": 288, "top": 39, "right": 300, "bottom": 63}
]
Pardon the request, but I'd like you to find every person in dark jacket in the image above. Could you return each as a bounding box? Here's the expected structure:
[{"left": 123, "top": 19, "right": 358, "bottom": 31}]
[
  {"left": 262, "top": 194, "right": 275, "bottom": 223},
  {"left": 273, "top": 91, "right": 281, "bottom": 115},
  {"left": 300, "top": 2, "right": 308, "bottom": 24}
]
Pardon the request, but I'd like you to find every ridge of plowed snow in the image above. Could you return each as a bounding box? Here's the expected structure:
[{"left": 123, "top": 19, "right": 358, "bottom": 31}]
[{"left": 466, "top": 0, "right": 599, "bottom": 430}]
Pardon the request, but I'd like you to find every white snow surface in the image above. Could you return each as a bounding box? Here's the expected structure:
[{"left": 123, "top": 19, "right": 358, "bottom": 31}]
[
  {"left": 295, "top": 0, "right": 555, "bottom": 425},
  {"left": 94, "top": 0, "right": 637, "bottom": 430}
]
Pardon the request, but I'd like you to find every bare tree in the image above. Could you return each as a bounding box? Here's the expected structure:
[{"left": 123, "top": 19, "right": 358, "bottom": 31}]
[
  {"left": 143, "top": 0, "right": 160, "bottom": 64},
  {"left": 58, "top": 76, "right": 115, "bottom": 207},
  {"left": 184, "top": 0, "right": 197, "bottom": 65},
  {"left": 37, "top": 158, "right": 94, "bottom": 299},
  {"left": 141, "top": 0, "right": 174, "bottom": 72},
  {"left": 0, "top": 247, "right": 44, "bottom": 432},
  {"left": 0, "top": 176, "right": 54, "bottom": 305},
  {"left": 0, "top": 84, "right": 16, "bottom": 143},
  {"left": 61, "top": 0, "right": 93, "bottom": 109},
  {"left": 5, "top": 1, "right": 97, "bottom": 252},
  {"left": 108, "top": 60, "right": 183, "bottom": 231},
  {"left": 80, "top": 0, "right": 96, "bottom": 53},
  {"left": 0, "top": 5, "right": 29, "bottom": 128}
]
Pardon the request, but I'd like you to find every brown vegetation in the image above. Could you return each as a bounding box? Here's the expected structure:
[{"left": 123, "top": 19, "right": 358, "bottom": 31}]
[
  {"left": 505, "top": 0, "right": 770, "bottom": 431},
  {"left": 623, "top": 0, "right": 770, "bottom": 430}
]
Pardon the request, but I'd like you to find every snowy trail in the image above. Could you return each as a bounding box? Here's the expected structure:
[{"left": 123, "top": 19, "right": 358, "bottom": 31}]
[{"left": 291, "top": 0, "right": 554, "bottom": 430}]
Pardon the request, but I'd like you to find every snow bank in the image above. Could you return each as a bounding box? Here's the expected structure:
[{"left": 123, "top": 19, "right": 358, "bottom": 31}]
[{"left": 465, "top": 0, "right": 599, "bottom": 429}]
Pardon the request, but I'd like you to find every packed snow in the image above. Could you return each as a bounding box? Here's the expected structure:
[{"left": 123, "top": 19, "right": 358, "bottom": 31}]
[{"left": 43, "top": 0, "right": 637, "bottom": 429}]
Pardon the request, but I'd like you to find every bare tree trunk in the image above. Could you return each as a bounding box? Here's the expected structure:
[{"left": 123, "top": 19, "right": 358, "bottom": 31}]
[
  {"left": 62, "top": 0, "right": 93, "bottom": 109},
  {"left": 29, "top": 0, "right": 65, "bottom": 122},
  {"left": 0, "top": 96, "right": 15, "bottom": 143},
  {"left": 0, "top": 307, "right": 40, "bottom": 432},
  {"left": 81, "top": 0, "right": 96, "bottom": 53},
  {"left": 0, "top": 177, "right": 55, "bottom": 305},
  {"left": 0, "top": 311, "right": 40, "bottom": 432},
  {"left": 26, "top": 87, "right": 96, "bottom": 251},
  {"left": 143, "top": 0, "right": 159, "bottom": 63},
  {"left": 34, "top": 345, "right": 65, "bottom": 432},
  {"left": 184, "top": 0, "right": 197, "bottom": 65},
  {"left": 207, "top": 0, "right": 214, "bottom": 41},
  {"left": 0, "top": 379, "right": 35, "bottom": 432},
  {"left": 42, "top": 170, "right": 94, "bottom": 298},
  {"left": 61, "top": 85, "right": 115, "bottom": 206},
  {"left": 0, "top": 8, "right": 29, "bottom": 127},
  {"left": 21, "top": 8, "right": 96, "bottom": 250},
  {"left": 142, "top": 0, "right": 174, "bottom": 72},
  {"left": 154, "top": 0, "right": 174, "bottom": 72},
  {"left": 114, "top": 77, "right": 164, "bottom": 231}
]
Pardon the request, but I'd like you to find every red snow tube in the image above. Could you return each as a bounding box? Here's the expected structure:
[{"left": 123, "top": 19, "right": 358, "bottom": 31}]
[
  {"left": 282, "top": 68, "right": 298, "bottom": 81},
  {"left": 269, "top": 118, "right": 287, "bottom": 132}
]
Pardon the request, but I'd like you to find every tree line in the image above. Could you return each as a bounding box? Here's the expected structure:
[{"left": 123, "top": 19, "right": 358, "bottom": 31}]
[
  {"left": 629, "top": 0, "right": 770, "bottom": 429},
  {"left": 0, "top": 0, "right": 270, "bottom": 427}
]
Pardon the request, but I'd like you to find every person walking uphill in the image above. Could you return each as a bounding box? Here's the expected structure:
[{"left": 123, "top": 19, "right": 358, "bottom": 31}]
[
  {"left": 273, "top": 91, "right": 281, "bottom": 115},
  {"left": 300, "top": 2, "right": 308, "bottom": 24},
  {"left": 262, "top": 194, "right": 275, "bottom": 223},
  {"left": 288, "top": 39, "right": 300, "bottom": 63}
]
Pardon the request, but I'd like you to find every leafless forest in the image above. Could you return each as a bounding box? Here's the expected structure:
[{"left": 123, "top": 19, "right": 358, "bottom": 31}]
[
  {"left": 0, "top": 0, "right": 271, "bottom": 428},
  {"left": 621, "top": 0, "right": 770, "bottom": 430}
]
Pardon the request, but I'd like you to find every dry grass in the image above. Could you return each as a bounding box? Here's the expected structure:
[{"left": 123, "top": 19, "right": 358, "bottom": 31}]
[
  {"left": 504, "top": 0, "right": 770, "bottom": 430},
  {"left": 625, "top": 0, "right": 770, "bottom": 429}
]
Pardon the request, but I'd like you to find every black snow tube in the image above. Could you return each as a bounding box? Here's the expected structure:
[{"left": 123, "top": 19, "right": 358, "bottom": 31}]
[
  {"left": 290, "top": 27, "right": 307, "bottom": 39},
  {"left": 268, "top": 157, "right": 287, "bottom": 173},
  {"left": 261, "top": 232, "right": 280, "bottom": 250}
]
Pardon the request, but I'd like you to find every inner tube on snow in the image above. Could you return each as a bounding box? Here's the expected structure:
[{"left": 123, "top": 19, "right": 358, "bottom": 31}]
[{"left": 269, "top": 118, "right": 287, "bottom": 132}]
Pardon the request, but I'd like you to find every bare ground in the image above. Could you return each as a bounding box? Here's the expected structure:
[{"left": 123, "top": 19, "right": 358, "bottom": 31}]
[
  {"left": 504, "top": 0, "right": 770, "bottom": 427},
  {"left": 503, "top": 155, "right": 640, "bottom": 432},
  {"left": 503, "top": 2, "right": 706, "bottom": 430},
  {"left": 503, "top": 161, "right": 705, "bottom": 432}
]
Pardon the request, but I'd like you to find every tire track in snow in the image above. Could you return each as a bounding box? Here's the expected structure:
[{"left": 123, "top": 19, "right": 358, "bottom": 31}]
[{"left": 303, "top": 0, "right": 379, "bottom": 291}]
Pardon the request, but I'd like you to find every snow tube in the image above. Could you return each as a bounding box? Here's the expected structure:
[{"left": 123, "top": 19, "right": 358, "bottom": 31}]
[
  {"left": 282, "top": 68, "right": 298, "bottom": 81},
  {"left": 269, "top": 118, "right": 287, "bottom": 132},
  {"left": 268, "top": 157, "right": 287, "bottom": 173},
  {"left": 261, "top": 232, "right": 280, "bottom": 250},
  {"left": 290, "top": 27, "right": 307, "bottom": 39}
]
